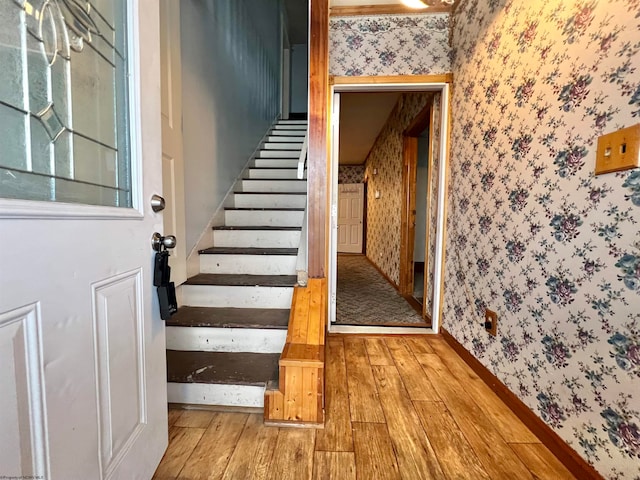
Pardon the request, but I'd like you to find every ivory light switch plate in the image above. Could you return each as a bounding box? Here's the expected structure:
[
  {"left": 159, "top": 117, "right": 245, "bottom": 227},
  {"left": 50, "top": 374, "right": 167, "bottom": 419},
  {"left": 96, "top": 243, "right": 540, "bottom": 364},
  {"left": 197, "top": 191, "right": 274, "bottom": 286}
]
[{"left": 595, "top": 124, "right": 640, "bottom": 175}]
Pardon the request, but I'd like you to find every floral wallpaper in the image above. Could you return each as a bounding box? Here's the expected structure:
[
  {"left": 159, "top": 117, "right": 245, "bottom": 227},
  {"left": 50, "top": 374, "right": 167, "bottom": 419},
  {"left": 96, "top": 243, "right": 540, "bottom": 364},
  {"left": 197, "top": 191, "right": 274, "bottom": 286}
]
[
  {"left": 364, "top": 92, "right": 435, "bottom": 285},
  {"left": 329, "top": 13, "right": 451, "bottom": 77},
  {"left": 338, "top": 165, "right": 365, "bottom": 184},
  {"left": 446, "top": 1, "right": 640, "bottom": 478}
]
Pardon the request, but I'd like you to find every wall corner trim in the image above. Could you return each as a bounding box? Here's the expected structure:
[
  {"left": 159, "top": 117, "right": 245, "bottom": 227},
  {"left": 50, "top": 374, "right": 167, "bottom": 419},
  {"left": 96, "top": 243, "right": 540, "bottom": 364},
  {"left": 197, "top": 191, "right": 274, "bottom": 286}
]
[{"left": 440, "top": 328, "right": 605, "bottom": 480}]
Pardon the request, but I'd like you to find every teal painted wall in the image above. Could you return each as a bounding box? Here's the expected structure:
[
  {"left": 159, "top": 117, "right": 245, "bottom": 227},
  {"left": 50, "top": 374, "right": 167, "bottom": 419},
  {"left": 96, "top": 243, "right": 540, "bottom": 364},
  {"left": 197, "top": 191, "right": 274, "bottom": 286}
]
[{"left": 181, "top": 0, "right": 283, "bottom": 252}]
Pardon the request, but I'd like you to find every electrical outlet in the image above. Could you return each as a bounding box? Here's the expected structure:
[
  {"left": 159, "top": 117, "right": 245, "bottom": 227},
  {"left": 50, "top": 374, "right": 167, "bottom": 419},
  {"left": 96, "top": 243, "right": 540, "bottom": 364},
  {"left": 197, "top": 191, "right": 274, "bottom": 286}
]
[{"left": 485, "top": 308, "right": 498, "bottom": 336}]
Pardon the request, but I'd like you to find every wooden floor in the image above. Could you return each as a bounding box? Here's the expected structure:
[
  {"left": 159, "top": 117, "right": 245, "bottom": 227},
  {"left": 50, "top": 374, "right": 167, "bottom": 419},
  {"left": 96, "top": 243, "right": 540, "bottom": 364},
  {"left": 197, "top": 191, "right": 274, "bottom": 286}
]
[{"left": 153, "top": 335, "right": 576, "bottom": 480}]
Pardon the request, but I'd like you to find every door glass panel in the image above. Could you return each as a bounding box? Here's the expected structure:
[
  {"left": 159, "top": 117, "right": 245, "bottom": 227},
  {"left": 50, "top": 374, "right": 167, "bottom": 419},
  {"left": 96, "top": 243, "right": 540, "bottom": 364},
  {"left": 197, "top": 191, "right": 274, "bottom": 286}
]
[{"left": 0, "top": 1, "right": 131, "bottom": 208}]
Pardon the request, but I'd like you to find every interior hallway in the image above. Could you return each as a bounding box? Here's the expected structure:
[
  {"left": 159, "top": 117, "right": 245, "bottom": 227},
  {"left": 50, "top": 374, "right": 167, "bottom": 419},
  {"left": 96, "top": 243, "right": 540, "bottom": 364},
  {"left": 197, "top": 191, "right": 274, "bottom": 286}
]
[
  {"left": 337, "top": 254, "right": 427, "bottom": 326},
  {"left": 153, "top": 335, "right": 575, "bottom": 479}
]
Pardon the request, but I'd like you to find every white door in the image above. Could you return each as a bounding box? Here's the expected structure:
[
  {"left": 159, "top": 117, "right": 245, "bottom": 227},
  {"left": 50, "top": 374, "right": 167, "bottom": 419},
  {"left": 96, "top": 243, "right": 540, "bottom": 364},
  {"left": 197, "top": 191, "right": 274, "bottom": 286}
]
[
  {"left": 337, "top": 183, "right": 364, "bottom": 253},
  {"left": 160, "top": 0, "right": 187, "bottom": 287},
  {"left": 0, "top": 2, "right": 167, "bottom": 479}
]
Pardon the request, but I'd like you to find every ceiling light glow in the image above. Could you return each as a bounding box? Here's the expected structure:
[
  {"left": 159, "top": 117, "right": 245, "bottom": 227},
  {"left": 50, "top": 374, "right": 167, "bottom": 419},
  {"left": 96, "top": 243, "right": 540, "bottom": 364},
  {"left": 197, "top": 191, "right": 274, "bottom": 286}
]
[{"left": 400, "top": 0, "right": 429, "bottom": 9}]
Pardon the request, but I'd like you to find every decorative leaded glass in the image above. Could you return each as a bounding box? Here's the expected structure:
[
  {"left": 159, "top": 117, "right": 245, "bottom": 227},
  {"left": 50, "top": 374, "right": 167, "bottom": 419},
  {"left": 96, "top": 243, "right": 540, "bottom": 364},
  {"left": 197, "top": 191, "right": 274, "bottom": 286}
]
[{"left": 0, "top": 0, "right": 131, "bottom": 208}]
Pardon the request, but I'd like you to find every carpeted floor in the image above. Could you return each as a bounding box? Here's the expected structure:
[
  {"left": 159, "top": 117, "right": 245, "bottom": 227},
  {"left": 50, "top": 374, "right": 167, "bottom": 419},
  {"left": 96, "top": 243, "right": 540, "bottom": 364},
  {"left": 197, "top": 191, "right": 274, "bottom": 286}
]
[{"left": 336, "top": 254, "right": 428, "bottom": 326}]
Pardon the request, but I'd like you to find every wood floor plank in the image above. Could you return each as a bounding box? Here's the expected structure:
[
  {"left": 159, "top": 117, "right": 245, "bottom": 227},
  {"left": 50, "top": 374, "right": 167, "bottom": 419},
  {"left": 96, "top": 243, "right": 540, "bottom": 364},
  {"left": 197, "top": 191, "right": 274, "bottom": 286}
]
[
  {"left": 404, "top": 336, "right": 435, "bottom": 355},
  {"left": 372, "top": 365, "right": 446, "bottom": 480},
  {"left": 267, "top": 429, "right": 316, "bottom": 480},
  {"left": 153, "top": 335, "right": 572, "bottom": 480},
  {"left": 510, "top": 443, "right": 576, "bottom": 480},
  {"left": 173, "top": 409, "right": 216, "bottom": 429},
  {"left": 413, "top": 401, "right": 491, "bottom": 480},
  {"left": 415, "top": 354, "right": 534, "bottom": 480},
  {"left": 343, "top": 337, "right": 386, "bottom": 423},
  {"left": 385, "top": 337, "right": 440, "bottom": 402},
  {"left": 364, "top": 337, "right": 394, "bottom": 365},
  {"left": 222, "top": 414, "right": 279, "bottom": 480},
  {"left": 427, "top": 337, "right": 538, "bottom": 443},
  {"left": 312, "top": 452, "right": 356, "bottom": 480},
  {"left": 168, "top": 408, "right": 183, "bottom": 427},
  {"left": 352, "top": 422, "right": 401, "bottom": 480},
  {"left": 178, "top": 413, "right": 248, "bottom": 480},
  {"left": 315, "top": 338, "right": 353, "bottom": 451},
  {"left": 153, "top": 426, "right": 206, "bottom": 480}
]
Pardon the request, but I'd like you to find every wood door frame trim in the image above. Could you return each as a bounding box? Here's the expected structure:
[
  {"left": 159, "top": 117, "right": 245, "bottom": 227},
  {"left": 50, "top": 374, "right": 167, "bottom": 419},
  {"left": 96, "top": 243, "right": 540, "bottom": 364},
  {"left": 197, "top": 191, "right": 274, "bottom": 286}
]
[
  {"left": 330, "top": 4, "right": 452, "bottom": 16},
  {"left": 399, "top": 101, "right": 432, "bottom": 299},
  {"left": 331, "top": 74, "right": 453, "bottom": 85},
  {"left": 328, "top": 79, "right": 452, "bottom": 332},
  {"left": 440, "top": 328, "right": 605, "bottom": 480}
]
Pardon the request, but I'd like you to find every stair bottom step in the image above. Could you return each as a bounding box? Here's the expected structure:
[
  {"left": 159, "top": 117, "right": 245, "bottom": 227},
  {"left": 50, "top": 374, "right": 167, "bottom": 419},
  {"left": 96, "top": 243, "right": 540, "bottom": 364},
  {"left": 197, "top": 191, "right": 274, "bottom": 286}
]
[
  {"left": 167, "top": 383, "right": 266, "bottom": 408},
  {"left": 166, "top": 351, "right": 280, "bottom": 408},
  {"left": 167, "top": 350, "right": 279, "bottom": 385}
]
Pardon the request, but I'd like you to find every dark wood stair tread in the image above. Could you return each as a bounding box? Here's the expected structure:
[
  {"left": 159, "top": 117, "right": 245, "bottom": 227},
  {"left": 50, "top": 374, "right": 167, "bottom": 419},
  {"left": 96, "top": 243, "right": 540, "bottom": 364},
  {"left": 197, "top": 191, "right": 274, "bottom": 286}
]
[
  {"left": 212, "top": 225, "right": 301, "bottom": 231},
  {"left": 167, "top": 351, "right": 279, "bottom": 385},
  {"left": 199, "top": 247, "right": 297, "bottom": 255},
  {"left": 167, "top": 306, "right": 289, "bottom": 329},
  {"left": 185, "top": 273, "right": 297, "bottom": 287}
]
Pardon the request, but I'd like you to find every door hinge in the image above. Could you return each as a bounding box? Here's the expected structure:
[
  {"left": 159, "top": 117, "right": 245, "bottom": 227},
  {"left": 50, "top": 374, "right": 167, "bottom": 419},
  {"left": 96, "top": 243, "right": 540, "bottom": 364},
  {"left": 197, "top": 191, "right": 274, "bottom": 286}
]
[
  {"left": 331, "top": 293, "right": 336, "bottom": 304},
  {"left": 331, "top": 205, "right": 338, "bottom": 218}
]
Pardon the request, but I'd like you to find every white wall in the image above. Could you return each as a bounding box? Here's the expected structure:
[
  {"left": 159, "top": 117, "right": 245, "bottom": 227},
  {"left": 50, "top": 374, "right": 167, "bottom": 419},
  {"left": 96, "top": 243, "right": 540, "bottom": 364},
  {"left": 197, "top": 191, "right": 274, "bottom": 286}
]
[
  {"left": 290, "top": 43, "right": 308, "bottom": 113},
  {"left": 181, "top": 0, "right": 283, "bottom": 252}
]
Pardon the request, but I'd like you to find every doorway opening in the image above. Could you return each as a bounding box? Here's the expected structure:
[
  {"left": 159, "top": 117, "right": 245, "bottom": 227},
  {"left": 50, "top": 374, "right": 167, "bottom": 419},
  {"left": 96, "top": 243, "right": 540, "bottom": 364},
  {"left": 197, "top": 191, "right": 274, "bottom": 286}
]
[{"left": 328, "top": 80, "right": 450, "bottom": 334}]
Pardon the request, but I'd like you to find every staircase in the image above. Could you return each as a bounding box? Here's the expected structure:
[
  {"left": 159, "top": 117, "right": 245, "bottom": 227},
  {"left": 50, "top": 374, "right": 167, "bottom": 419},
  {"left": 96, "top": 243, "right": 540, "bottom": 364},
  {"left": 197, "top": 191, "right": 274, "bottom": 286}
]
[{"left": 166, "top": 119, "right": 308, "bottom": 409}]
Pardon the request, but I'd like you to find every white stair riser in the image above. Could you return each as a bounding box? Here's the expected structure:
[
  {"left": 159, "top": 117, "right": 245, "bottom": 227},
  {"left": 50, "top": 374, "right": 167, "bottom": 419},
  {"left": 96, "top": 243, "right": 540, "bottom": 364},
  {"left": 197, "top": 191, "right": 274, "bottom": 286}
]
[
  {"left": 273, "top": 124, "right": 306, "bottom": 130},
  {"left": 225, "top": 209, "right": 304, "bottom": 226},
  {"left": 253, "top": 159, "right": 298, "bottom": 168},
  {"left": 200, "top": 254, "right": 297, "bottom": 275},
  {"left": 213, "top": 229, "right": 301, "bottom": 248},
  {"left": 246, "top": 169, "right": 305, "bottom": 179},
  {"left": 277, "top": 120, "right": 308, "bottom": 125},
  {"left": 166, "top": 326, "right": 286, "bottom": 353},
  {"left": 182, "top": 284, "right": 293, "bottom": 309},
  {"left": 263, "top": 142, "right": 302, "bottom": 150},
  {"left": 233, "top": 193, "right": 306, "bottom": 208},
  {"left": 267, "top": 136, "right": 305, "bottom": 142},
  {"left": 258, "top": 150, "right": 300, "bottom": 158},
  {"left": 238, "top": 180, "right": 307, "bottom": 192},
  {"left": 167, "top": 383, "right": 265, "bottom": 408}
]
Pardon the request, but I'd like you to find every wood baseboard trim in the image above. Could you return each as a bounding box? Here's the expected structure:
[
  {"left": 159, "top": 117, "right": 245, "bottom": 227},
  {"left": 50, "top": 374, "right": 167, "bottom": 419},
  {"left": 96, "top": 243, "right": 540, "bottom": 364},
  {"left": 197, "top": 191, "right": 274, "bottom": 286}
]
[{"left": 440, "top": 328, "right": 604, "bottom": 480}]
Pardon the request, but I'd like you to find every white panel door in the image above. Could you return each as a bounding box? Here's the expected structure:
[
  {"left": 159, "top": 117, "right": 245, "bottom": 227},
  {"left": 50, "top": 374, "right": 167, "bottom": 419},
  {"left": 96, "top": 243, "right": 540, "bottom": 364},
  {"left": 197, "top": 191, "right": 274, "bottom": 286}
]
[
  {"left": 160, "top": 0, "right": 187, "bottom": 286},
  {"left": 337, "top": 183, "right": 364, "bottom": 253},
  {"left": 0, "top": 2, "right": 167, "bottom": 479}
]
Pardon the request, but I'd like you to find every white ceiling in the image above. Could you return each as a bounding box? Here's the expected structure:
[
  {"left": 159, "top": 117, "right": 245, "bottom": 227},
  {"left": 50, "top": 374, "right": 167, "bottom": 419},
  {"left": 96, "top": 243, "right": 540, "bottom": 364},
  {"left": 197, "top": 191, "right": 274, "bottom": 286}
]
[{"left": 339, "top": 92, "right": 401, "bottom": 165}]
